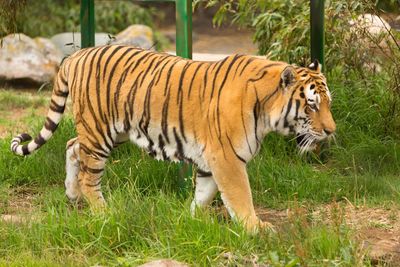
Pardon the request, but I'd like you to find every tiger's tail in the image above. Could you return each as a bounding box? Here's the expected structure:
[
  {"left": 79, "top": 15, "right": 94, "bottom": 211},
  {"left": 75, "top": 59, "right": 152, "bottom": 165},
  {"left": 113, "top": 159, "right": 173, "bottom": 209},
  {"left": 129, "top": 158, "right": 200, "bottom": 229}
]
[{"left": 10, "top": 63, "right": 69, "bottom": 156}]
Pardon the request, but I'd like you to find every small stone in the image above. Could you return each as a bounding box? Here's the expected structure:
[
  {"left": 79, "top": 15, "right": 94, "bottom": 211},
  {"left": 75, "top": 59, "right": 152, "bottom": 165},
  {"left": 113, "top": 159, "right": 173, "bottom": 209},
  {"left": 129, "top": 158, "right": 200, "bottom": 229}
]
[{"left": 138, "top": 259, "right": 189, "bottom": 267}]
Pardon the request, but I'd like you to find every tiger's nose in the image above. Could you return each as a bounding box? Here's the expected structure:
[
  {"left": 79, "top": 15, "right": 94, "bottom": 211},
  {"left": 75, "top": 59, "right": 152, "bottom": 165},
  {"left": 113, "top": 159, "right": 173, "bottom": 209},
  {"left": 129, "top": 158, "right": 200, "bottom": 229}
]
[{"left": 323, "top": 126, "right": 335, "bottom": 136}]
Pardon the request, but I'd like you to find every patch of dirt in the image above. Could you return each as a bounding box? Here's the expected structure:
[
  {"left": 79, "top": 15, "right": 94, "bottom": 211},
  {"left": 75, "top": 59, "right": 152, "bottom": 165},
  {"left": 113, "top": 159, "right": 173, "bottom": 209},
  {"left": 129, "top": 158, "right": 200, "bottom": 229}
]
[
  {"left": 258, "top": 204, "right": 400, "bottom": 265},
  {"left": 161, "top": 25, "right": 257, "bottom": 55},
  {"left": 0, "top": 106, "right": 48, "bottom": 138},
  {"left": 1, "top": 108, "right": 34, "bottom": 137},
  {"left": 0, "top": 187, "right": 40, "bottom": 224}
]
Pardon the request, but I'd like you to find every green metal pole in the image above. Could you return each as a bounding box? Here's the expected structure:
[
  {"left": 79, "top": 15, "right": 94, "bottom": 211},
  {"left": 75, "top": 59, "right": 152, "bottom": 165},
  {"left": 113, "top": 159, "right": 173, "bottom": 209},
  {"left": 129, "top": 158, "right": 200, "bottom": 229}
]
[
  {"left": 175, "top": 0, "right": 192, "bottom": 59},
  {"left": 175, "top": 0, "right": 193, "bottom": 186},
  {"left": 310, "top": 0, "right": 325, "bottom": 69},
  {"left": 80, "top": 0, "right": 95, "bottom": 48}
]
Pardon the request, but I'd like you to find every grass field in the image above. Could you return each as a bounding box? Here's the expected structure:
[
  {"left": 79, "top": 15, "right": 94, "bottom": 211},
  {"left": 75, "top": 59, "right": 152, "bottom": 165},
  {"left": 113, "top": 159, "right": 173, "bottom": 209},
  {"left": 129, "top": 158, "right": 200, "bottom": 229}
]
[{"left": 0, "top": 68, "right": 399, "bottom": 266}]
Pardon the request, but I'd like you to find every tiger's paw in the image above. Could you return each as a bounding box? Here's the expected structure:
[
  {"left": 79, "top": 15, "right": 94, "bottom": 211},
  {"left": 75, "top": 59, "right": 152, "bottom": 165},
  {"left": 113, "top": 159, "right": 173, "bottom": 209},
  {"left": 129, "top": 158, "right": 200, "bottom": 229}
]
[
  {"left": 258, "top": 220, "right": 276, "bottom": 233},
  {"left": 245, "top": 217, "right": 276, "bottom": 234}
]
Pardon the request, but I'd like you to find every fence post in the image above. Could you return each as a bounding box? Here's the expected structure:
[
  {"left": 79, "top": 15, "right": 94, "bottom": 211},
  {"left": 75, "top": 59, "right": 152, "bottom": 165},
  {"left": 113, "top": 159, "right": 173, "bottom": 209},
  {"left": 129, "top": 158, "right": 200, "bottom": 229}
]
[
  {"left": 80, "top": 0, "right": 95, "bottom": 48},
  {"left": 175, "top": 0, "right": 193, "bottom": 59},
  {"left": 310, "top": 0, "right": 325, "bottom": 69},
  {"left": 175, "top": 0, "right": 193, "bottom": 186}
]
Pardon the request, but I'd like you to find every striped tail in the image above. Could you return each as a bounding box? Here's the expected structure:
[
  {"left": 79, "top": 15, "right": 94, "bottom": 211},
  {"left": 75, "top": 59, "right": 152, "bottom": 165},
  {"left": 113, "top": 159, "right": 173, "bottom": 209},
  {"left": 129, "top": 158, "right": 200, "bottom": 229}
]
[{"left": 10, "top": 68, "right": 69, "bottom": 156}]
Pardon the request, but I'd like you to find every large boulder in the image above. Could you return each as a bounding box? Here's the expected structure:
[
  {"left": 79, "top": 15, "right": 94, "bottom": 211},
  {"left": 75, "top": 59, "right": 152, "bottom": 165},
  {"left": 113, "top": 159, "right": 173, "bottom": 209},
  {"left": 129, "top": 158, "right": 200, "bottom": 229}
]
[
  {"left": 0, "top": 34, "right": 63, "bottom": 83},
  {"left": 51, "top": 25, "right": 154, "bottom": 56},
  {"left": 51, "top": 32, "right": 111, "bottom": 56},
  {"left": 111, "top": 24, "right": 154, "bottom": 48},
  {"left": 349, "top": 13, "right": 391, "bottom": 37}
]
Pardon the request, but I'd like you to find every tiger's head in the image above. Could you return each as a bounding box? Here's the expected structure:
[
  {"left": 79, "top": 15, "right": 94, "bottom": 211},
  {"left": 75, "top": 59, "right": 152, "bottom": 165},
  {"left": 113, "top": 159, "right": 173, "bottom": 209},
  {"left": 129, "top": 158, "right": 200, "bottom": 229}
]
[{"left": 274, "top": 60, "right": 336, "bottom": 153}]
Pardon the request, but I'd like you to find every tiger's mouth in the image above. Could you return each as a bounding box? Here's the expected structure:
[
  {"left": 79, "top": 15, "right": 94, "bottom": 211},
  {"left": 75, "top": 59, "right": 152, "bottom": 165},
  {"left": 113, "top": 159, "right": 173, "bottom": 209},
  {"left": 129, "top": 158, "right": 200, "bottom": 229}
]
[{"left": 296, "top": 134, "right": 318, "bottom": 154}]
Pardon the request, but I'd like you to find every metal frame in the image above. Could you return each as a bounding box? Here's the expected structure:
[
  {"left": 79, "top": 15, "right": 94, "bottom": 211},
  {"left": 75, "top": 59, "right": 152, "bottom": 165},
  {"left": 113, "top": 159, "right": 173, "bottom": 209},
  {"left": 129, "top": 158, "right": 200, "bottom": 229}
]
[
  {"left": 80, "top": 0, "right": 193, "bottom": 183},
  {"left": 82, "top": 0, "right": 324, "bottom": 66},
  {"left": 310, "top": 0, "right": 325, "bottom": 69},
  {"left": 79, "top": 0, "right": 325, "bottom": 183},
  {"left": 80, "top": 0, "right": 192, "bottom": 59}
]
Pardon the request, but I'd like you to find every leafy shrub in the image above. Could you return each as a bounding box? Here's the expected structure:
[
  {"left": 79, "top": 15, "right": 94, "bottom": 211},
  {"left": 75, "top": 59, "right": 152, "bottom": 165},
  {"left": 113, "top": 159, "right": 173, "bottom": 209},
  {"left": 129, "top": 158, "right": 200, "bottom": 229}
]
[
  {"left": 0, "top": 0, "right": 157, "bottom": 38},
  {"left": 198, "top": 0, "right": 400, "bottom": 70}
]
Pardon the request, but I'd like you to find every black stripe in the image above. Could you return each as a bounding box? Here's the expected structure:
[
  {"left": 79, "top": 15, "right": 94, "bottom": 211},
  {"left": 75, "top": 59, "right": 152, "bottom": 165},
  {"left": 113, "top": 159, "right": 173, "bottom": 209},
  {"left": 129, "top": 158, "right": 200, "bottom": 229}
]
[
  {"left": 177, "top": 62, "right": 190, "bottom": 142},
  {"left": 197, "top": 169, "right": 212, "bottom": 177},
  {"left": 50, "top": 99, "right": 65, "bottom": 113},
  {"left": 22, "top": 145, "right": 30, "bottom": 155},
  {"left": 84, "top": 166, "right": 104, "bottom": 174},
  {"left": 161, "top": 91, "right": 171, "bottom": 143},
  {"left": 187, "top": 62, "right": 204, "bottom": 99},
  {"left": 238, "top": 57, "right": 256, "bottom": 76},
  {"left": 294, "top": 99, "right": 300, "bottom": 120},
  {"left": 240, "top": 98, "right": 253, "bottom": 155},
  {"left": 154, "top": 56, "right": 175, "bottom": 86},
  {"left": 34, "top": 134, "right": 46, "bottom": 147},
  {"left": 283, "top": 90, "right": 296, "bottom": 128},
  {"left": 20, "top": 133, "right": 32, "bottom": 142},
  {"left": 215, "top": 55, "right": 242, "bottom": 137},
  {"left": 233, "top": 55, "right": 246, "bottom": 78},
  {"left": 95, "top": 45, "right": 114, "bottom": 124},
  {"left": 45, "top": 117, "right": 58, "bottom": 132},
  {"left": 106, "top": 47, "right": 135, "bottom": 117},
  {"left": 209, "top": 56, "right": 230, "bottom": 99},
  {"left": 173, "top": 127, "right": 184, "bottom": 160},
  {"left": 158, "top": 134, "right": 167, "bottom": 160},
  {"left": 54, "top": 90, "right": 68, "bottom": 97},
  {"left": 138, "top": 54, "right": 159, "bottom": 87},
  {"left": 85, "top": 180, "right": 102, "bottom": 187},
  {"left": 226, "top": 133, "right": 246, "bottom": 163},
  {"left": 201, "top": 64, "right": 211, "bottom": 99},
  {"left": 253, "top": 99, "right": 261, "bottom": 144},
  {"left": 102, "top": 45, "right": 126, "bottom": 83}
]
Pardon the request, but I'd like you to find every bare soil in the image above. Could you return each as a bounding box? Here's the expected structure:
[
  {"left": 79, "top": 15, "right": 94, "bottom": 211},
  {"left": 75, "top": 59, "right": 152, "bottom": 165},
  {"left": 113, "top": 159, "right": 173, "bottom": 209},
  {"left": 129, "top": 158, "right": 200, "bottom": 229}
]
[{"left": 258, "top": 205, "right": 400, "bottom": 265}]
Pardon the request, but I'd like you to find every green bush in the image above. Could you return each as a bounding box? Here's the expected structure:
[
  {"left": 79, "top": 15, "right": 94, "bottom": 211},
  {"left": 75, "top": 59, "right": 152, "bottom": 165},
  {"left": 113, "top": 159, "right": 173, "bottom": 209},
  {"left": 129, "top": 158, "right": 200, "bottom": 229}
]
[
  {"left": 0, "top": 0, "right": 157, "bottom": 38},
  {"left": 200, "top": 0, "right": 399, "bottom": 70}
]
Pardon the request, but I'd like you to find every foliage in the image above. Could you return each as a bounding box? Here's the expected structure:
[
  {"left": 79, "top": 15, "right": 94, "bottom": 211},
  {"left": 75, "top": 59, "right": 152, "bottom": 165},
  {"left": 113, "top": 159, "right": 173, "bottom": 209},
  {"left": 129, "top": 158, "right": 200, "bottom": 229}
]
[
  {"left": 0, "top": 0, "right": 26, "bottom": 39},
  {"left": 376, "top": 0, "right": 400, "bottom": 12},
  {"left": 0, "top": 0, "right": 157, "bottom": 38},
  {"left": 198, "top": 0, "right": 400, "bottom": 69}
]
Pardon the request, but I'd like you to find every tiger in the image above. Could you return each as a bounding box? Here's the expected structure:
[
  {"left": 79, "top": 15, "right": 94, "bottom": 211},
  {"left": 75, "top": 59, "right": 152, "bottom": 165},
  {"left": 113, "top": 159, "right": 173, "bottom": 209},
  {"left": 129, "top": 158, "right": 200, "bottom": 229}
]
[{"left": 10, "top": 45, "right": 336, "bottom": 232}]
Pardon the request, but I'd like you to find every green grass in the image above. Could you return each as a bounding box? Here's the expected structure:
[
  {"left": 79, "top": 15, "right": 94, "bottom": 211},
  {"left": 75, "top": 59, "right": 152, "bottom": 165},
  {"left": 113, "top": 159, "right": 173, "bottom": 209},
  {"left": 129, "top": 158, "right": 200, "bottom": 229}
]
[{"left": 0, "top": 69, "right": 399, "bottom": 266}]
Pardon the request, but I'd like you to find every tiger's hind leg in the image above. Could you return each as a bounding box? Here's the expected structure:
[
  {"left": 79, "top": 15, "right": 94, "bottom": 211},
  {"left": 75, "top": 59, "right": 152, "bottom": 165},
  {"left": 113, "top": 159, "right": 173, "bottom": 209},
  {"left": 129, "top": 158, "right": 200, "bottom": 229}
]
[
  {"left": 190, "top": 170, "right": 218, "bottom": 216},
  {"left": 65, "top": 134, "right": 127, "bottom": 205},
  {"left": 76, "top": 143, "right": 110, "bottom": 210},
  {"left": 65, "top": 137, "right": 82, "bottom": 202}
]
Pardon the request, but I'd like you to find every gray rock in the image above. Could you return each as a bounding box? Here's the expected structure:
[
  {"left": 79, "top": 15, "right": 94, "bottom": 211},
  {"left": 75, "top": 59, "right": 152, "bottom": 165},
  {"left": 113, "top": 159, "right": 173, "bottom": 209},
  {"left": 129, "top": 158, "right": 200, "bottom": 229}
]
[
  {"left": 51, "top": 32, "right": 112, "bottom": 56},
  {"left": 138, "top": 259, "right": 189, "bottom": 267},
  {"left": 0, "top": 34, "right": 63, "bottom": 83},
  {"left": 110, "top": 24, "right": 154, "bottom": 49},
  {"left": 51, "top": 25, "right": 154, "bottom": 56}
]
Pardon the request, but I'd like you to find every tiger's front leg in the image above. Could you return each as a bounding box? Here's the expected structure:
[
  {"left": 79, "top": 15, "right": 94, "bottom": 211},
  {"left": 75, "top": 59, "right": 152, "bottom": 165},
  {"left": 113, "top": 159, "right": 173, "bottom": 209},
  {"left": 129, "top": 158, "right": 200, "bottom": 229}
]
[{"left": 208, "top": 153, "right": 273, "bottom": 232}]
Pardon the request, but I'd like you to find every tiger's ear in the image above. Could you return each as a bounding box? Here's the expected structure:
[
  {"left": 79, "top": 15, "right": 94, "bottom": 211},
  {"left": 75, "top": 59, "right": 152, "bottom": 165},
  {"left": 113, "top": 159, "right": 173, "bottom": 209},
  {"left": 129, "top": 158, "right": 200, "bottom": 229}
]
[
  {"left": 308, "top": 59, "right": 321, "bottom": 72},
  {"left": 281, "top": 65, "right": 297, "bottom": 89}
]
